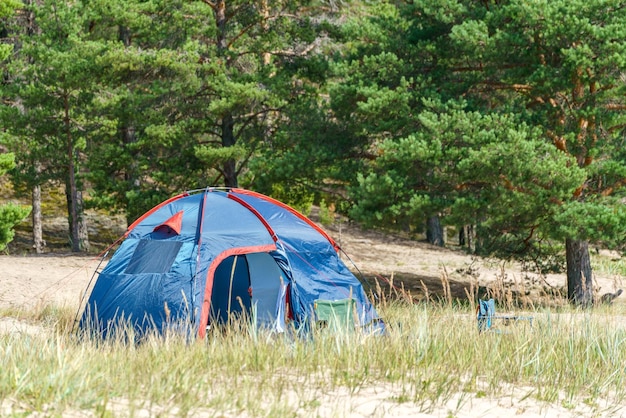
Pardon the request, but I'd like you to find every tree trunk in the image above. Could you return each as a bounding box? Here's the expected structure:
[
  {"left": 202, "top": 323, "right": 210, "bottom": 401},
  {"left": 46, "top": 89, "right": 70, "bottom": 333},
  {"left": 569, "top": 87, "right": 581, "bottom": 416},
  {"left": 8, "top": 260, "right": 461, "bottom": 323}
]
[
  {"left": 66, "top": 182, "right": 90, "bottom": 252},
  {"left": 76, "top": 189, "right": 89, "bottom": 252},
  {"left": 214, "top": 0, "right": 227, "bottom": 51},
  {"left": 459, "top": 225, "right": 476, "bottom": 252},
  {"left": 426, "top": 215, "right": 444, "bottom": 246},
  {"left": 118, "top": 24, "right": 131, "bottom": 46},
  {"left": 221, "top": 113, "right": 238, "bottom": 187},
  {"left": 214, "top": 0, "right": 238, "bottom": 188},
  {"left": 64, "top": 93, "right": 89, "bottom": 252},
  {"left": 64, "top": 96, "right": 80, "bottom": 252},
  {"left": 260, "top": 0, "right": 271, "bottom": 65},
  {"left": 25, "top": 0, "right": 39, "bottom": 37},
  {"left": 31, "top": 184, "right": 45, "bottom": 253},
  {"left": 565, "top": 238, "right": 593, "bottom": 306},
  {"left": 119, "top": 24, "right": 140, "bottom": 224}
]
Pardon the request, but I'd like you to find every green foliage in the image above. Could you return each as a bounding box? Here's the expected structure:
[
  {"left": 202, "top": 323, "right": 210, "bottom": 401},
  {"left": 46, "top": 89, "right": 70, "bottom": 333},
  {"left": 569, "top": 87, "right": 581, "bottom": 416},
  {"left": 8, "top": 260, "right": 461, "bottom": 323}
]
[
  {"left": 553, "top": 199, "right": 626, "bottom": 247},
  {"left": 79, "top": 0, "right": 345, "bottom": 217},
  {"left": 0, "top": 0, "right": 112, "bottom": 249},
  {"left": 195, "top": 144, "right": 247, "bottom": 168},
  {"left": 350, "top": 106, "right": 586, "bottom": 248},
  {"left": 262, "top": 183, "right": 315, "bottom": 217},
  {"left": 0, "top": 0, "right": 21, "bottom": 17},
  {"left": 0, "top": 153, "right": 30, "bottom": 251},
  {"left": 0, "top": 202, "right": 29, "bottom": 250},
  {"left": 0, "top": 0, "right": 21, "bottom": 61},
  {"left": 123, "top": 189, "right": 173, "bottom": 225},
  {"left": 0, "top": 153, "right": 15, "bottom": 172},
  {"left": 0, "top": 0, "right": 624, "bottom": 282},
  {"left": 340, "top": 0, "right": 626, "bottom": 283},
  {"left": 318, "top": 199, "right": 335, "bottom": 226}
]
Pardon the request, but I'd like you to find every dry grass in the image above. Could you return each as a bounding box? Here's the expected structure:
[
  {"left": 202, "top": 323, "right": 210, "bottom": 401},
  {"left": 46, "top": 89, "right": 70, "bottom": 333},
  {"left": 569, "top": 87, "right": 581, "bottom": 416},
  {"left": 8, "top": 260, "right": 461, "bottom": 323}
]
[{"left": 1, "top": 298, "right": 626, "bottom": 417}]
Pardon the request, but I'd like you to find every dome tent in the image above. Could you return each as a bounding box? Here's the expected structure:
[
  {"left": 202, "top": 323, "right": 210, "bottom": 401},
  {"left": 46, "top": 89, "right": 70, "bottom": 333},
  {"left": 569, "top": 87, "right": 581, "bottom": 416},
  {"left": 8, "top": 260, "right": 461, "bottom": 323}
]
[{"left": 79, "top": 188, "right": 382, "bottom": 339}]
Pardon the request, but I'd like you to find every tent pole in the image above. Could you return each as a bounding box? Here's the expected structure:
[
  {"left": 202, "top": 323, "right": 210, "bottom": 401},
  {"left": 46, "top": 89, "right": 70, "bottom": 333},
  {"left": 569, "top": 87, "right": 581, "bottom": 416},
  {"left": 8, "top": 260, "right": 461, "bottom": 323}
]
[
  {"left": 192, "top": 187, "right": 210, "bottom": 327},
  {"left": 227, "top": 255, "right": 238, "bottom": 320}
]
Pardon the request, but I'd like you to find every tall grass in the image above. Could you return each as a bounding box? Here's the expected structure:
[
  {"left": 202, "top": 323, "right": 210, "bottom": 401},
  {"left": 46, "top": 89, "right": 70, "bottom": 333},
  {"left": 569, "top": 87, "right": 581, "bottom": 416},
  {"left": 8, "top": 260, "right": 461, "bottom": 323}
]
[{"left": 1, "top": 301, "right": 626, "bottom": 416}]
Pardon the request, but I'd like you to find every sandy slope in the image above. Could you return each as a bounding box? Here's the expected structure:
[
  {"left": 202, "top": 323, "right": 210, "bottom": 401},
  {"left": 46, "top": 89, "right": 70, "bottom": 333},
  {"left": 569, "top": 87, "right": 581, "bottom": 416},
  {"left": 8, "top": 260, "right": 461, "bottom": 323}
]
[
  {"left": 0, "top": 218, "right": 624, "bottom": 312},
  {"left": 2, "top": 201, "right": 624, "bottom": 311},
  {"left": 330, "top": 221, "right": 625, "bottom": 306}
]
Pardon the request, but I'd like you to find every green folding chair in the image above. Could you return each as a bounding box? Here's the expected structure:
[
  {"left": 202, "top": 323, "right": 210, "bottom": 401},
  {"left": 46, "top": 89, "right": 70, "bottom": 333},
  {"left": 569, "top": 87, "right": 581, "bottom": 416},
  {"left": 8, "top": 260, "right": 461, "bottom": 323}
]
[{"left": 314, "top": 298, "right": 356, "bottom": 333}]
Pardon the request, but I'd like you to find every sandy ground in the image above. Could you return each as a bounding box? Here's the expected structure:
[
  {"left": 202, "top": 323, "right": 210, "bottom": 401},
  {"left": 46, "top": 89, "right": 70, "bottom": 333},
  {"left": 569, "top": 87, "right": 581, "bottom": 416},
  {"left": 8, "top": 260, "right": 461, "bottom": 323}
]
[
  {"left": 1, "top": 221, "right": 625, "bottom": 417},
  {"left": 0, "top": 254, "right": 101, "bottom": 312},
  {"left": 1, "top": 227, "right": 624, "bottom": 314}
]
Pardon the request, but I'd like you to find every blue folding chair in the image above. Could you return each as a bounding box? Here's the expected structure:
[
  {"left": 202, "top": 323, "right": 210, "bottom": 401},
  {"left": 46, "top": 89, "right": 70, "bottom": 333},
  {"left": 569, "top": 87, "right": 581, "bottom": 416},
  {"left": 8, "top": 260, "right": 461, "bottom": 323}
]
[{"left": 476, "top": 298, "right": 533, "bottom": 333}]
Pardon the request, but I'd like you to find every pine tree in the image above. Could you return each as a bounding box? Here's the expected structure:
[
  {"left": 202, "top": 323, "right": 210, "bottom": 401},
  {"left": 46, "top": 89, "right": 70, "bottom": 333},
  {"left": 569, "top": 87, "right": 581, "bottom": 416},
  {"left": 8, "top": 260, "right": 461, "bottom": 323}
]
[
  {"left": 341, "top": 0, "right": 626, "bottom": 305},
  {"left": 2, "top": 0, "right": 109, "bottom": 251}
]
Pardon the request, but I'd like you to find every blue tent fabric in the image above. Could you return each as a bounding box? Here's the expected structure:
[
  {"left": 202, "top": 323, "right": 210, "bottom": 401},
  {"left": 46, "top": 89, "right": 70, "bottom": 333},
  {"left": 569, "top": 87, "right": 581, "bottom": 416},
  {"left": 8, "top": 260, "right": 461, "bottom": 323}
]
[
  {"left": 79, "top": 188, "right": 383, "bottom": 339},
  {"left": 232, "top": 191, "right": 378, "bottom": 327}
]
